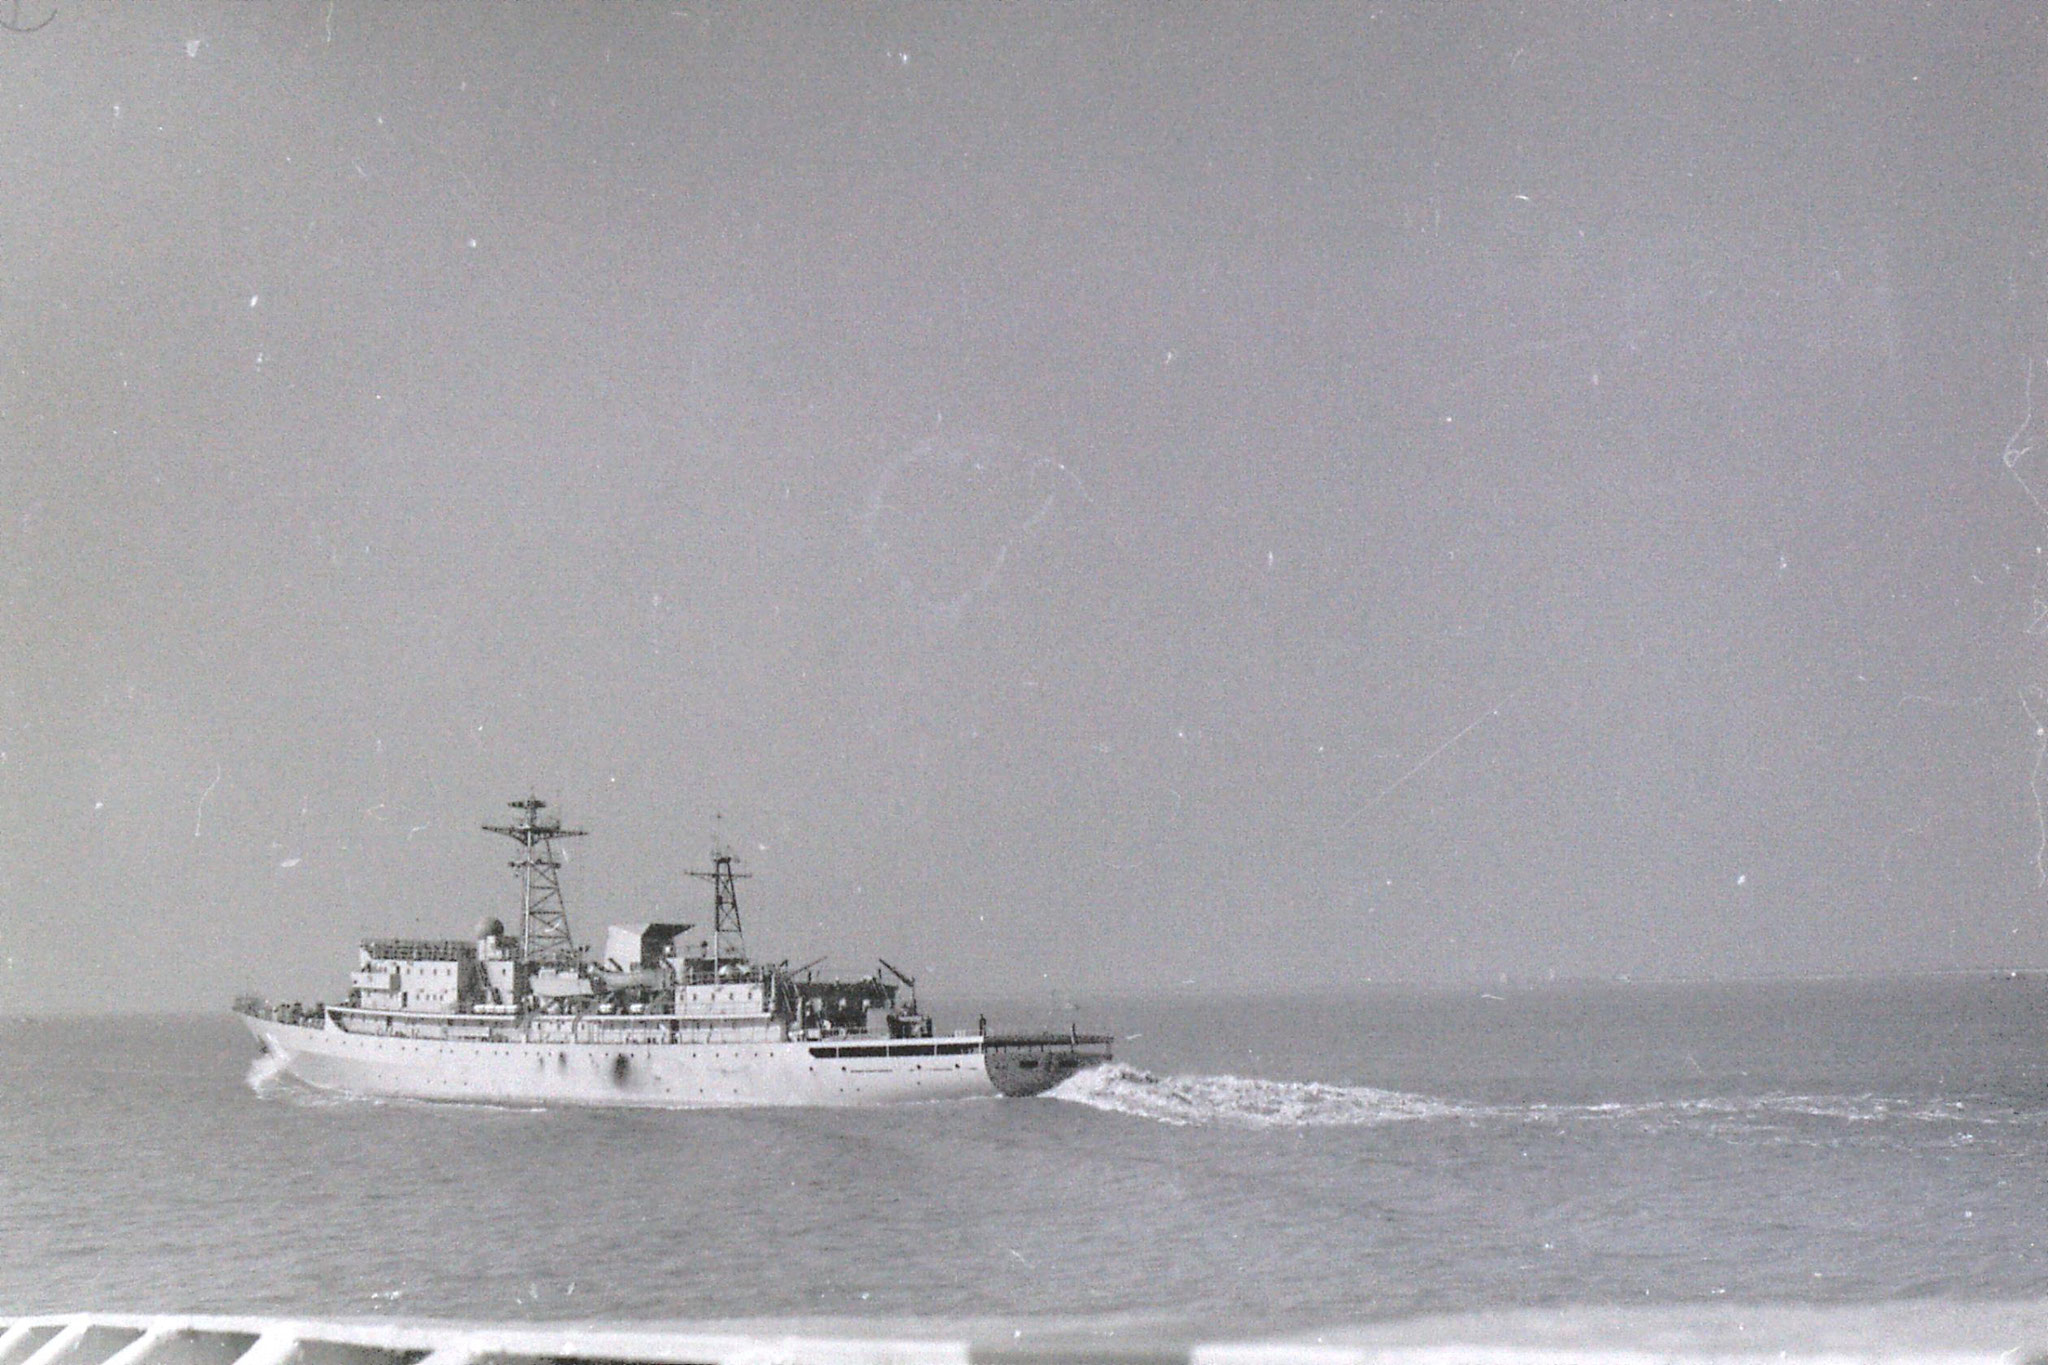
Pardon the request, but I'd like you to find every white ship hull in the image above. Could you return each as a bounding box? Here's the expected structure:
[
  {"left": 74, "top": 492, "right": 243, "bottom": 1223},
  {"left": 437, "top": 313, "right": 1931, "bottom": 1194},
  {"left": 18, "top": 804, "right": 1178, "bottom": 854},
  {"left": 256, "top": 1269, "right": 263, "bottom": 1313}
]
[
  {"left": 243, "top": 1013, "right": 1006, "bottom": 1107},
  {"left": 234, "top": 800, "right": 1113, "bottom": 1106}
]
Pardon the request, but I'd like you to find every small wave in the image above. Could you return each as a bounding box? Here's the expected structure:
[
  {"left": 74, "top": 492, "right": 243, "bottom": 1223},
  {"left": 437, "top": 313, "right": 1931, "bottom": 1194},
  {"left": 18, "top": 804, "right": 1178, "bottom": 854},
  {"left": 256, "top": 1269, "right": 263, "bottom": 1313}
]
[{"left": 1050, "top": 1063, "right": 1478, "bottom": 1128}]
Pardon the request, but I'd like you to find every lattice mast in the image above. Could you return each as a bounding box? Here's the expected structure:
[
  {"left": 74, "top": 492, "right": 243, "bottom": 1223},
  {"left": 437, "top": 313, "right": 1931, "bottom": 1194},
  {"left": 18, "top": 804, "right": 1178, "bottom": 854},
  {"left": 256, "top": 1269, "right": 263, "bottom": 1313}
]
[
  {"left": 687, "top": 849, "right": 751, "bottom": 973},
  {"left": 484, "top": 796, "right": 586, "bottom": 966}
]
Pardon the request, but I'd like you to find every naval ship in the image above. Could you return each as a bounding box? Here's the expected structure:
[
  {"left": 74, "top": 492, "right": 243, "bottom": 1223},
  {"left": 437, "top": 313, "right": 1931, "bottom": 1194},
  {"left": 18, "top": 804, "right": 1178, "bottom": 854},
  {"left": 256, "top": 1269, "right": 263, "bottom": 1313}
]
[{"left": 235, "top": 798, "right": 1111, "bottom": 1106}]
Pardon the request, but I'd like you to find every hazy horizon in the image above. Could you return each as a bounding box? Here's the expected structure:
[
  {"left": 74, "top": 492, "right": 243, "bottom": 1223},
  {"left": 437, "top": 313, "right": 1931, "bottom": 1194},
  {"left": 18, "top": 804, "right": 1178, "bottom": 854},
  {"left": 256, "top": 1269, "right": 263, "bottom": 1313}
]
[
  {"left": 15, "top": 965, "right": 2048, "bottom": 1027},
  {"left": 5, "top": 4, "right": 2048, "bottom": 1014}
]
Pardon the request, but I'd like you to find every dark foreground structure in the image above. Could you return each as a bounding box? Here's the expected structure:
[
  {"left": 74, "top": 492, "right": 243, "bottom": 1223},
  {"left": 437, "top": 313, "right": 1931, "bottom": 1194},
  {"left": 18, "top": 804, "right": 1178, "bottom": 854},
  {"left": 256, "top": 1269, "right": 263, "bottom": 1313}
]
[{"left": 10, "top": 1305, "right": 2048, "bottom": 1365}]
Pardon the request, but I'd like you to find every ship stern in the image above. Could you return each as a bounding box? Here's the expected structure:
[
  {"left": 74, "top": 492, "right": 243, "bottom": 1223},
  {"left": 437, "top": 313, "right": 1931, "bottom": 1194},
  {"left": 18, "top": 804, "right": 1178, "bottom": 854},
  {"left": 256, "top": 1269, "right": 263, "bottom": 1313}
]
[{"left": 982, "top": 1032, "right": 1113, "bottom": 1097}]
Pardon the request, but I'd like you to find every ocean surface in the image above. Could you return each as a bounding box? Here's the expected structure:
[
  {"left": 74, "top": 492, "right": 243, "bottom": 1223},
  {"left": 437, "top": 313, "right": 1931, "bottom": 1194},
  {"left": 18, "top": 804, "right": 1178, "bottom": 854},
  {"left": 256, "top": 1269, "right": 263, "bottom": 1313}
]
[{"left": 2, "top": 977, "right": 2046, "bottom": 1336}]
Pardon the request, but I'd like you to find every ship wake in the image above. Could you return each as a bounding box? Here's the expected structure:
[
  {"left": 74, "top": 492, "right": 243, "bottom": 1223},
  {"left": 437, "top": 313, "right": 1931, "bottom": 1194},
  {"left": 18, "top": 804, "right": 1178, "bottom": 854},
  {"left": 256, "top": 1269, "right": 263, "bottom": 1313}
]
[
  {"left": 1048, "top": 1063, "right": 1473, "bottom": 1128},
  {"left": 1050, "top": 1064, "right": 2040, "bottom": 1134}
]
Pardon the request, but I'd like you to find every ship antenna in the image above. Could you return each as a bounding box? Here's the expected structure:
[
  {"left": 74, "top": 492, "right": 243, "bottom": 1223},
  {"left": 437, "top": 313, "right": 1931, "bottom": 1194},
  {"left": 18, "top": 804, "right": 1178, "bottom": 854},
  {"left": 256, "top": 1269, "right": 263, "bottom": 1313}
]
[
  {"left": 483, "top": 795, "right": 586, "bottom": 966},
  {"left": 686, "top": 827, "right": 751, "bottom": 975}
]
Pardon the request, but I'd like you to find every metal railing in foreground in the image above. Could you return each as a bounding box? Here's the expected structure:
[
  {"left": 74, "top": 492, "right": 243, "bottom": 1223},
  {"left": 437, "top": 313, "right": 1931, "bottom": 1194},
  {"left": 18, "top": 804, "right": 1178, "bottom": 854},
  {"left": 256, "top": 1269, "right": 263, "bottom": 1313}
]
[{"left": 6, "top": 1304, "right": 2048, "bottom": 1365}]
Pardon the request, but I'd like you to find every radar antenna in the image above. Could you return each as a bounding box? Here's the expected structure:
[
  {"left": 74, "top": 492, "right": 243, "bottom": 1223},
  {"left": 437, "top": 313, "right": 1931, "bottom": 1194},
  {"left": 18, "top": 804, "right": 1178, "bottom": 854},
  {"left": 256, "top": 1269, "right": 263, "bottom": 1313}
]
[
  {"left": 483, "top": 796, "right": 586, "bottom": 966},
  {"left": 686, "top": 846, "right": 751, "bottom": 974}
]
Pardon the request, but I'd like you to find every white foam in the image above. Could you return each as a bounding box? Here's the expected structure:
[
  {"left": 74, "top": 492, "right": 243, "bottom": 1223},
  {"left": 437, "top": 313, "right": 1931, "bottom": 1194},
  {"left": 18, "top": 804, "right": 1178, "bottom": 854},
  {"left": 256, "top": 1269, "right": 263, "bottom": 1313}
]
[
  {"left": 1050, "top": 1063, "right": 1476, "bottom": 1128},
  {"left": 243, "top": 1049, "right": 291, "bottom": 1093}
]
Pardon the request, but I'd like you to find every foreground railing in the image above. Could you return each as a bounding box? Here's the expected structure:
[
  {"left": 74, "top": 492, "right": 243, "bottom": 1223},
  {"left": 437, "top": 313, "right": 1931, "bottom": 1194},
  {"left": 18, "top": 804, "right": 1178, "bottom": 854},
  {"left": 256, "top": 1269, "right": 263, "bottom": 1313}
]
[{"left": 4, "top": 1306, "right": 2044, "bottom": 1365}]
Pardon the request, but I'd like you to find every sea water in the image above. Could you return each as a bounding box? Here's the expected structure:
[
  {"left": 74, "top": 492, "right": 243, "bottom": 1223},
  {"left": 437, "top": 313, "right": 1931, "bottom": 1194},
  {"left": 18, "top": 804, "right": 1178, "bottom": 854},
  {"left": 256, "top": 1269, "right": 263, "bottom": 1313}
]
[{"left": 1, "top": 976, "right": 2045, "bottom": 1336}]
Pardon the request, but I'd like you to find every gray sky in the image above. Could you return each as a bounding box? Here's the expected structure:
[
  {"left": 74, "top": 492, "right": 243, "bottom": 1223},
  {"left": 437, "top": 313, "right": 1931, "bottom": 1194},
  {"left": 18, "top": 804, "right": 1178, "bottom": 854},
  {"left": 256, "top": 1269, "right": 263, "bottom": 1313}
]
[{"left": 3, "top": 3, "right": 2046, "bottom": 1013}]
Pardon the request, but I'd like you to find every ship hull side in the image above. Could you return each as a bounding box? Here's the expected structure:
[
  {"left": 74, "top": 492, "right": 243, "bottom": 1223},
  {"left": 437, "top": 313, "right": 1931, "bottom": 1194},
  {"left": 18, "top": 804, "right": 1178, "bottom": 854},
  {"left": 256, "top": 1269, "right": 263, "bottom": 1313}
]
[{"left": 243, "top": 1014, "right": 1001, "bottom": 1107}]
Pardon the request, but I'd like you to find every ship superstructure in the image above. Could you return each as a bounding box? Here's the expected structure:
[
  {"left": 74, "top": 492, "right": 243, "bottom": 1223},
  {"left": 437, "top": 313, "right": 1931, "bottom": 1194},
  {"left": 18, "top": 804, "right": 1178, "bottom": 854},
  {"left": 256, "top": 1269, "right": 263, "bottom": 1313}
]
[{"left": 236, "top": 798, "right": 1109, "bottom": 1106}]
